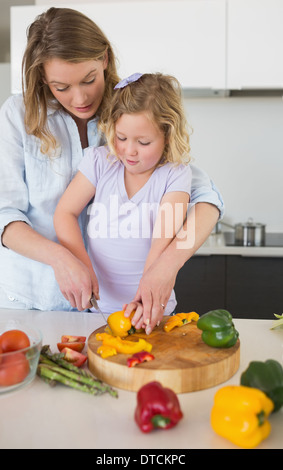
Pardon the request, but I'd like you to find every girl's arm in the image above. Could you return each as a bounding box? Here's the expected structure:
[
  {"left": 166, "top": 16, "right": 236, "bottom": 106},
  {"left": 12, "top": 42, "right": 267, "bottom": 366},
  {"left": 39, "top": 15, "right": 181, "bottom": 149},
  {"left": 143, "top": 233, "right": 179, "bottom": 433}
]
[
  {"left": 145, "top": 191, "right": 190, "bottom": 273},
  {"left": 53, "top": 171, "right": 98, "bottom": 310},
  {"left": 126, "top": 190, "right": 190, "bottom": 330}
]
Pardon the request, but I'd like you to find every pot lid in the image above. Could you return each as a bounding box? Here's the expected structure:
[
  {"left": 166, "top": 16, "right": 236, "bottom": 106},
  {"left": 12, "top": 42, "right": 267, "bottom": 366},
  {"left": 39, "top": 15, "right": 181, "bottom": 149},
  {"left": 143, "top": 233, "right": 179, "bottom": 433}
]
[{"left": 236, "top": 217, "right": 265, "bottom": 228}]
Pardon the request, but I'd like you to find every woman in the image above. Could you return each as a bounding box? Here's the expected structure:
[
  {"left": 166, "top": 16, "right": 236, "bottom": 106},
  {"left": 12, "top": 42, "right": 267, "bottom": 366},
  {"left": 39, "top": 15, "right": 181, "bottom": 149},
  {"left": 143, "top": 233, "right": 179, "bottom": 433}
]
[{"left": 0, "top": 8, "right": 223, "bottom": 330}]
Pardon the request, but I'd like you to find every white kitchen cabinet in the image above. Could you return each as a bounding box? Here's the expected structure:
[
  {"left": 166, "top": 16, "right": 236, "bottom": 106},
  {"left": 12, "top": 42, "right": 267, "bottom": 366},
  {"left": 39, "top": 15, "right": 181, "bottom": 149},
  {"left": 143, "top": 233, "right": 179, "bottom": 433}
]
[
  {"left": 227, "top": 0, "right": 283, "bottom": 89},
  {"left": 11, "top": 1, "right": 226, "bottom": 93},
  {"left": 101, "top": 0, "right": 227, "bottom": 90}
]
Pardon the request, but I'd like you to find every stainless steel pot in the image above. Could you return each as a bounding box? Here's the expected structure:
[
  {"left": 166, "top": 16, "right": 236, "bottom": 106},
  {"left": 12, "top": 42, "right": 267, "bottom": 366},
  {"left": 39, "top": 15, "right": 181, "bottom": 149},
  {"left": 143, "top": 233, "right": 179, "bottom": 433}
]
[{"left": 234, "top": 218, "right": 266, "bottom": 247}]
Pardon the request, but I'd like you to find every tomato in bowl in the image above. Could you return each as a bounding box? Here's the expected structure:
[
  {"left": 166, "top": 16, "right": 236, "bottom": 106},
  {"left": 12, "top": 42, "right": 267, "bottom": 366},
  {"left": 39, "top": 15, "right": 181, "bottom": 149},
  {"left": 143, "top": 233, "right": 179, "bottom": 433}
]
[{"left": 0, "top": 323, "right": 42, "bottom": 394}]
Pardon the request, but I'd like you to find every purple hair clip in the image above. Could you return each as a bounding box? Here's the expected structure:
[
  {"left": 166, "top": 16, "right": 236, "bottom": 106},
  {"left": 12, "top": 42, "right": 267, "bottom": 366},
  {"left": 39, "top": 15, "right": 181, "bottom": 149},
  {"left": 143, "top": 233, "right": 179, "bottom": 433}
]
[{"left": 114, "top": 72, "right": 143, "bottom": 90}]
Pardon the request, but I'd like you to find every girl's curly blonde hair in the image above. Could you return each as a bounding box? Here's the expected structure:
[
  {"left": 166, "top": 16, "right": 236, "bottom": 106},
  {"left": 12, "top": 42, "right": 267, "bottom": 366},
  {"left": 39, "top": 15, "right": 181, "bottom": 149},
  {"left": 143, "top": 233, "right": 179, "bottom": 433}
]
[
  {"left": 100, "top": 73, "right": 192, "bottom": 166},
  {"left": 22, "top": 7, "right": 120, "bottom": 156}
]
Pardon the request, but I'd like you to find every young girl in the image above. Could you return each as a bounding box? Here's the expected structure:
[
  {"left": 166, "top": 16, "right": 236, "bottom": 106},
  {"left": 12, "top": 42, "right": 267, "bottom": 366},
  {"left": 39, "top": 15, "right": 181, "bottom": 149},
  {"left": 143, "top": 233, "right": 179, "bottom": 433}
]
[{"left": 54, "top": 73, "right": 192, "bottom": 331}]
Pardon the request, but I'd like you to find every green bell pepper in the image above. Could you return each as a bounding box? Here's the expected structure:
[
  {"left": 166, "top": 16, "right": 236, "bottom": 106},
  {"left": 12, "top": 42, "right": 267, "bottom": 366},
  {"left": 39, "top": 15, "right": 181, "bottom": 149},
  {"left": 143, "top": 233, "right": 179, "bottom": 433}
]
[
  {"left": 197, "top": 309, "right": 239, "bottom": 348},
  {"left": 240, "top": 359, "right": 283, "bottom": 413}
]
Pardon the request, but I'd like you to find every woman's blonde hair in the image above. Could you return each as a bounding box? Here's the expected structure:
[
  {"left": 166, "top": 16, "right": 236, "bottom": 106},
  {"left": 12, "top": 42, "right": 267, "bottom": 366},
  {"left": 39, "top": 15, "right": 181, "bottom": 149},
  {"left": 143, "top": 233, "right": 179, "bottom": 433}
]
[
  {"left": 100, "top": 73, "right": 192, "bottom": 166},
  {"left": 22, "top": 7, "right": 120, "bottom": 155}
]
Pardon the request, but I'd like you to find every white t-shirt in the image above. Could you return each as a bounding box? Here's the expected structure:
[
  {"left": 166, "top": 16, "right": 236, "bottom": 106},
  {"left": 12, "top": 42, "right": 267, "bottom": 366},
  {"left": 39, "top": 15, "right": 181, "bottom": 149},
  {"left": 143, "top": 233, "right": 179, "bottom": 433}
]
[{"left": 78, "top": 145, "right": 192, "bottom": 315}]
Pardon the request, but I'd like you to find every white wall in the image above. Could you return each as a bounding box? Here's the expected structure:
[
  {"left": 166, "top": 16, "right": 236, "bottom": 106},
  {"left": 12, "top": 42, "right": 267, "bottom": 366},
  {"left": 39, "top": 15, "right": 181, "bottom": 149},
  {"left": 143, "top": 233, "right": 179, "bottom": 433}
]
[
  {"left": 0, "top": 63, "right": 11, "bottom": 105},
  {"left": 184, "top": 96, "right": 283, "bottom": 232}
]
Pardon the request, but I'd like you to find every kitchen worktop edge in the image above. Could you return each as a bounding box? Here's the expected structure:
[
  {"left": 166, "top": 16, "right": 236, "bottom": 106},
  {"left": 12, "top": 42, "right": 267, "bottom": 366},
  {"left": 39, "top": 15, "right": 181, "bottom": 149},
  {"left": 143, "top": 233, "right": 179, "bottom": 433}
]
[{"left": 196, "top": 234, "right": 283, "bottom": 257}]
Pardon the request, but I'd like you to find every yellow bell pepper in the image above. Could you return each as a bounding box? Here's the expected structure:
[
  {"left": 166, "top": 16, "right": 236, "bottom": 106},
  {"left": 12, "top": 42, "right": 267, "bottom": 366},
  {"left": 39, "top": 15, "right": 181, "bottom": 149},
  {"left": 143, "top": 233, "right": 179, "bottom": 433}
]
[
  {"left": 97, "top": 345, "right": 117, "bottom": 359},
  {"left": 96, "top": 332, "right": 152, "bottom": 355},
  {"left": 211, "top": 385, "right": 274, "bottom": 448},
  {"left": 107, "top": 310, "right": 136, "bottom": 337},
  {"left": 163, "top": 312, "right": 199, "bottom": 332}
]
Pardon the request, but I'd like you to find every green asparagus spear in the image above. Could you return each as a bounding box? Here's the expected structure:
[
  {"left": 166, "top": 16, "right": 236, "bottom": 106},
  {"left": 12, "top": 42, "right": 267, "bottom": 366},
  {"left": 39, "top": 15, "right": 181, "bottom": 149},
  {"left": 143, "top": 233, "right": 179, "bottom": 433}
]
[
  {"left": 38, "top": 346, "right": 118, "bottom": 398},
  {"left": 37, "top": 365, "right": 104, "bottom": 395},
  {"left": 40, "top": 363, "right": 117, "bottom": 397}
]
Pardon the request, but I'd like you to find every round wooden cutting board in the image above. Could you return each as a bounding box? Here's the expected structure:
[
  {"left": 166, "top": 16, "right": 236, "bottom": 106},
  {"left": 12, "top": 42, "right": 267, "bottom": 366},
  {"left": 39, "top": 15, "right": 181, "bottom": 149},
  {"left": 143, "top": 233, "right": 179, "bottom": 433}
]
[{"left": 87, "top": 316, "right": 240, "bottom": 393}]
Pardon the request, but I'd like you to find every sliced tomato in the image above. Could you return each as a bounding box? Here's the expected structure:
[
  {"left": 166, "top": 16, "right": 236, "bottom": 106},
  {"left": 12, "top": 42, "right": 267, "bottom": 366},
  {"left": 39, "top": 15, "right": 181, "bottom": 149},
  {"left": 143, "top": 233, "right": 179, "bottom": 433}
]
[
  {"left": 61, "top": 335, "right": 86, "bottom": 343},
  {"left": 57, "top": 334, "right": 86, "bottom": 353},
  {"left": 0, "top": 352, "right": 30, "bottom": 386},
  {"left": 57, "top": 341, "right": 85, "bottom": 353},
  {"left": 61, "top": 347, "right": 87, "bottom": 367}
]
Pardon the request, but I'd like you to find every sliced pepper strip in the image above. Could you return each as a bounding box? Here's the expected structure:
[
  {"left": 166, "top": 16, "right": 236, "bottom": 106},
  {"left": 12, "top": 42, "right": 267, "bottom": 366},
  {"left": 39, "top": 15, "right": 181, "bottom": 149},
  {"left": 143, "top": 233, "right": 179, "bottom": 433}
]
[
  {"left": 164, "top": 312, "right": 199, "bottom": 332},
  {"left": 97, "top": 345, "right": 117, "bottom": 359},
  {"left": 211, "top": 385, "right": 274, "bottom": 448},
  {"left": 127, "top": 351, "right": 155, "bottom": 368},
  {"left": 96, "top": 332, "right": 152, "bottom": 355}
]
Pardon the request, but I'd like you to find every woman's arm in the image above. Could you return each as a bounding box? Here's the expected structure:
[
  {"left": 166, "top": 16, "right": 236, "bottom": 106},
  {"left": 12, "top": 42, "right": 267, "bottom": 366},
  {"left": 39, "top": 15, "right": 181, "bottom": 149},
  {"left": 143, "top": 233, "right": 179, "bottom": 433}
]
[
  {"left": 2, "top": 220, "right": 95, "bottom": 311},
  {"left": 53, "top": 171, "right": 98, "bottom": 310},
  {"left": 129, "top": 201, "right": 219, "bottom": 334},
  {"left": 0, "top": 96, "right": 97, "bottom": 310},
  {"left": 125, "top": 190, "right": 190, "bottom": 330}
]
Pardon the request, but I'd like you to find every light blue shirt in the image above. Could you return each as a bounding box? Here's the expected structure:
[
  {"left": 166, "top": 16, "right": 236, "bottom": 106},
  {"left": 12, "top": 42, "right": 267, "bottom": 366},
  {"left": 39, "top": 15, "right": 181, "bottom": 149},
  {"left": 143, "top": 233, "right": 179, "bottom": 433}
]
[{"left": 0, "top": 94, "right": 224, "bottom": 310}]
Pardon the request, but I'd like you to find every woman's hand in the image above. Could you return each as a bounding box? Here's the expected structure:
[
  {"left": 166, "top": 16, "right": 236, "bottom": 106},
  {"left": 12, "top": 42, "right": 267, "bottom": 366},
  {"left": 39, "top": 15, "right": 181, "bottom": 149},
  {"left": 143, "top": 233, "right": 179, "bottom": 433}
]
[{"left": 52, "top": 249, "right": 99, "bottom": 311}]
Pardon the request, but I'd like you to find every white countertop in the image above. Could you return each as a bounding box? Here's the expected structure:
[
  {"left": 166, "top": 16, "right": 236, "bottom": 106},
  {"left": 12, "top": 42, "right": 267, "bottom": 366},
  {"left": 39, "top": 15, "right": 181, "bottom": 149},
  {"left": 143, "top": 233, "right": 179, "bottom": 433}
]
[
  {"left": 196, "top": 233, "right": 283, "bottom": 257},
  {"left": 0, "top": 309, "right": 282, "bottom": 450}
]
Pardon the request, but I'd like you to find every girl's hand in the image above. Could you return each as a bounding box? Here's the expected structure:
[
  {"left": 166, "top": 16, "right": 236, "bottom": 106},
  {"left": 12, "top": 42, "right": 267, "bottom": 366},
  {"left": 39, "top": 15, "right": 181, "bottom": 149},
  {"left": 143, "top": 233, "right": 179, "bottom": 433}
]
[
  {"left": 52, "top": 249, "right": 99, "bottom": 311},
  {"left": 133, "top": 261, "right": 178, "bottom": 335},
  {"left": 123, "top": 301, "right": 145, "bottom": 329}
]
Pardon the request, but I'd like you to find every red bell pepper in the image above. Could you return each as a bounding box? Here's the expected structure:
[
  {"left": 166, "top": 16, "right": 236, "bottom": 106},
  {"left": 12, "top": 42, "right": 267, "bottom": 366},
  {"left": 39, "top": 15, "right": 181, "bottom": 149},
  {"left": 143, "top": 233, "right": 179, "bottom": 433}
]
[{"left": 135, "top": 381, "right": 183, "bottom": 433}]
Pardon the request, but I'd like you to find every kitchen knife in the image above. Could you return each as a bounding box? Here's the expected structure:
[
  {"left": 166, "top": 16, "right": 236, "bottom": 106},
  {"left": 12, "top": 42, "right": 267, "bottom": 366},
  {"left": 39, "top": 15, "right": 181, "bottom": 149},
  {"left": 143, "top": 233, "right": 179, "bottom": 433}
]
[{"left": 90, "top": 295, "right": 109, "bottom": 326}]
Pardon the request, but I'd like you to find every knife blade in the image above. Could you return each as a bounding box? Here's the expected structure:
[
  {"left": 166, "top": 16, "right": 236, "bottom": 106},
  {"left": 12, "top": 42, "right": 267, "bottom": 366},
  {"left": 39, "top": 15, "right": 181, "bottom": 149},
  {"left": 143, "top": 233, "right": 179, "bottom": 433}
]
[{"left": 90, "top": 295, "right": 108, "bottom": 326}]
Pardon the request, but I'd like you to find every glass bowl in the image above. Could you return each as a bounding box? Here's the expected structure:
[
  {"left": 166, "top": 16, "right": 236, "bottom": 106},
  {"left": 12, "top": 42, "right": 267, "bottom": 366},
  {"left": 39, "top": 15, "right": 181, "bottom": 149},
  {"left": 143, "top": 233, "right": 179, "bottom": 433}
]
[{"left": 0, "top": 321, "right": 42, "bottom": 394}]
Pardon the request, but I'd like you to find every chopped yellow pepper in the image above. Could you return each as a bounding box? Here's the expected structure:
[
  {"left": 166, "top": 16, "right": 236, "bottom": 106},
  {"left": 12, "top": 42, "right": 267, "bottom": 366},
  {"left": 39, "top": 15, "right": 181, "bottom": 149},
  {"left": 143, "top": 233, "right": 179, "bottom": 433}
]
[
  {"left": 97, "top": 345, "right": 117, "bottom": 359},
  {"left": 96, "top": 332, "right": 152, "bottom": 355},
  {"left": 163, "top": 312, "right": 199, "bottom": 332},
  {"left": 211, "top": 385, "right": 274, "bottom": 448},
  {"left": 107, "top": 310, "right": 136, "bottom": 337}
]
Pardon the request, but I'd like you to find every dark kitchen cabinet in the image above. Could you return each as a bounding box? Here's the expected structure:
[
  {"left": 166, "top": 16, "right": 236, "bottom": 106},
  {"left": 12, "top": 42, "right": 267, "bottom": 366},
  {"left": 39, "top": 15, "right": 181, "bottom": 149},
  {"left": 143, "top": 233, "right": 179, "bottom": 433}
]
[
  {"left": 174, "top": 255, "right": 226, "bottom": 315},
  {"left": 174, "top": 255, "right": 283, "bottom": 319},
  {"left": 226, "top": 256, "right": 283, "bottom": 319}
]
